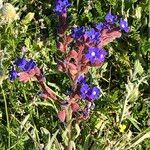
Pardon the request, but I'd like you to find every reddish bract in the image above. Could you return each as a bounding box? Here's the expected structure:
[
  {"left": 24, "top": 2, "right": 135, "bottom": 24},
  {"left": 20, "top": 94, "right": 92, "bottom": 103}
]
[
  {"left": 58, "top": 110, "right": 66, "bottom": 122},
  {"left": 70, "top": 102, "right": 80, "bottom": 112},
  {"left": 98, "top": 28, "right": 121, "bottom": 48}
]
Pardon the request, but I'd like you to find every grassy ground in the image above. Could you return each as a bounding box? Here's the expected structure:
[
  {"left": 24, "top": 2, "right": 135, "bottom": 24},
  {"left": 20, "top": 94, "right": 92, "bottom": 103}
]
[{"left": 0, "top": 0, "right": 150, "bottom": 149}]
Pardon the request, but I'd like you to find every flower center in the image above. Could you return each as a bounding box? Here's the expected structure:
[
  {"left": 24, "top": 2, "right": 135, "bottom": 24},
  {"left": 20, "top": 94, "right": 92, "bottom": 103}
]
[
  {"left": 93, "top": 91, "right": 97, "bottom": 95},
  {"left": 91, "top": 35, "right": 95, "bottom": 39},
  {"left": 122, "top": 24, "right": 125, "bottom": 28},
  {"left": 91, "top": 52, "right": 96, "bottom": 56}
]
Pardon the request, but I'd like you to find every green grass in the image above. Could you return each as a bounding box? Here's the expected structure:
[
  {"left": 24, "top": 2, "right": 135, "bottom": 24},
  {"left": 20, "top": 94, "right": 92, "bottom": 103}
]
[{"left": 0, "top": 0, "right": 150, "bottom": 149}]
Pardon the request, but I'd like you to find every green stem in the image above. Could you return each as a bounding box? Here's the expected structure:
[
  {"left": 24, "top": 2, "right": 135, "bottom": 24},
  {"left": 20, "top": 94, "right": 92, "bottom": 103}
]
[
  {"left": 119, "top": 95, "right": 129, "bottom": 124},
  {"left": 121, "top": 0, "right": 124, "bottom": 16},
  {"left": 66, "top": 106, "right": 73, "bottom": 150},
  {"left": 1, "top": 85, "right": 11, "bottom": 149}
]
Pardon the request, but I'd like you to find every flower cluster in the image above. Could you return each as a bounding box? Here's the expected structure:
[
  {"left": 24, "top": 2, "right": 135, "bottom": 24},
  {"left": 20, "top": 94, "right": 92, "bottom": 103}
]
[
  {"left": 9, "top": 57, "right": 37, "bottom": 82},
  {"left": 71, "top": 12, "right": 129, "bottom": 42},
  {"left": 105, "top": 12, "right": 117, "bottom": 24},
  {"left": 56, "top": 10, "right": 129, "bottom": 121},
  {"left": 85, "top": 47, "right": 107, "bottom": 64},
  {"left": 8, "top": 5, "right": 130, "bottom": 124},
  {"left": 15, "top": 57, "right": 36, "bottom": 72},
  {"left": 85, "top": 28, "right": 100, "bottom": 44},
  {"left": 54, "top": 0, "right": 71, "bottom": 16},
  {"left": 77, "top": 75, "right": 100, "bottom": 101},
  {"left": 71, "top": 27, "right": 85, "bottom": 39},
  {"left": 0, "top": 3, "right": 19, "bottom": 23},
  {"left": 80, "top": 84, "right": 100, "bottom": 101}
]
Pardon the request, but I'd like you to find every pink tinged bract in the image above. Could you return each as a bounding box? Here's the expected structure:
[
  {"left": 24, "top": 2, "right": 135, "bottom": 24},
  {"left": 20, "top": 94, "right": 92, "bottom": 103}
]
[
  {"left": 57, "top": 42, "right": 66, "bottom": 53},
  {"left": 58, "top": 110, "right": 66, "bottom": 122},
  {"left": 99, "top": 28, "right": 121, "bottom": 48},
  {"left": 17, "top": 68, "right": 37, "bottom": 82},
  {"left": 70, "top": 102, "right": 80, "bottom": 112}
]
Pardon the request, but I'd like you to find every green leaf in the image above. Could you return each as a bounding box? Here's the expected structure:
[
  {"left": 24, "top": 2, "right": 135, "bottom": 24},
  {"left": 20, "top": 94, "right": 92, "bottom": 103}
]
[
  {"left": 135, "top": 7, "right": 142, "bottom": 19},
  {"left": 21, "top": 12, "right": 34, "bottom": 25},
  {"left": 95, "top": 1, "right": 103, "bottom": 16},
  {"left": 20, "top": 114, "right": 30, "bottom": 131},
  {"left": 62, "top": 129, "right": 69, "bottom": 146},
  {"left": 45, "top": 129, "right": 59, "bottom": 150},
  {"left": 128, "top": 86, "right": 139, "bottom": 101},
  {"left": 74, "top": 123, "right": 81, "bottom": 140},
  {"left": 126, "top": 128, "right": 150, "bottom": 149},
  {"left": 128, "top": 116, "right": 141, "bottom": 131},
  {"left": 34, "top": 102, "right": 58, "bottom": 112},
  {"left": 84, "top": 134, "right": 90, "bottom": 149},
  {"left": 24, "top": 38, "right": 31, "bottom": 49},
  {"left": 134, "top": 59, "right": 144, "bottom": 75}
]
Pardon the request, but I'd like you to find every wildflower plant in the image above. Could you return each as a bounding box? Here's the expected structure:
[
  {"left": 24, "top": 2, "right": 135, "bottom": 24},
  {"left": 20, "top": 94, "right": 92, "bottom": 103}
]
[
  {"left": 3, "top": 0, "right": 149, "bottom": 149},
  {"left": 8, "top": 0, "right": 131, "bottom": 147}
]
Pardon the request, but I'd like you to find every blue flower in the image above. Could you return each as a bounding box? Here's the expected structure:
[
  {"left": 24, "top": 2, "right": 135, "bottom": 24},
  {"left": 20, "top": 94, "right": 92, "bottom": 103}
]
[
  {"left": 105, "top": 12, "right": 117, "bottom": 24},
  {"left": 85, "top": 28, "right": 100, "bottom": 43},
  {"left": 80, "top": 83, "right": 101, "bottom": 101},
  {"left": 85, "top": 47, "right": 99, "bottom": 64},
  {"left": 87, "top": 86, "right": 100, "bottom": 101},
  {"left": 15, "top": 57, "right": 36, "bottom": 72},
  {"left": 85, "top": 47, "right": 107, "bottom": 64},
  {"left": 80, "top": 83, "right": 90, "bottom": 99},
  {"left": 98, "top": 48, "right": 108, "bottom": 62},
  {"left": 54, "top": 0, "right": 71, "bottom": 15},
  {"left": 9, "top": 67, "right": 18, "bottom": 81},
  {"left": 71, "top": 27, "right": 85, "bottom": 39},
  {"left": 15, "top": 57, "right": 28, "bottom": 71},
  {"left": 95, "top": 22, "right": 104, "bottom": 31},
  {"left": 77, "top": 75, "right": 86, "bottom": 84},
  {"left": 24, "top": 59, "right": 36, "bottom": 72},
  {"left": 119, "top": 18, "right": 129, "bottom": 32}
]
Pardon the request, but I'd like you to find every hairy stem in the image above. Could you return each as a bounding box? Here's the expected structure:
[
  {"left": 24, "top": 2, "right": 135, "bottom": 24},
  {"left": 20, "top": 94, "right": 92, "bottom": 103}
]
[{"left": 66, "top": 106, "right": 73, "bottom": 150}]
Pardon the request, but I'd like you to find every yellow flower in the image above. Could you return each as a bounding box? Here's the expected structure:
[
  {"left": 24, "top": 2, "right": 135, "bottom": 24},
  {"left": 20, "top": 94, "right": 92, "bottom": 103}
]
[{"left": 119, "top": 124, "right": 126, "bottom": 133}]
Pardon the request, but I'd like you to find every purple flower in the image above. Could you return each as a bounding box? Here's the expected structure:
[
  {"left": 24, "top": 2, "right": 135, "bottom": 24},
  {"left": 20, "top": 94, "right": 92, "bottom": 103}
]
[
  {"left": 85, "top": 47, "right": 107, "bottom": 64},
  {"left": 80, "top": 83, "right": 90, "bottom": 99},
  {"left": 87, "top": 86, "right": 101, "bottom": 101},
  {"left": 15, "top": 57, "right": 28, "bottom": 71},
  {"left": 85, "top": 28, "right": 100, "bottom": 43},
  {"left": 95, "top": 22, "right": 104, "bottom": 31},
  {"left": 85, "top": 47, "right": 99, "bottom": 63},
  {"left": 119, "top": 18, "right": 129, "bottom": 32},
  {"left": 77, "top": 75, "right": 86, "bottom": 84},
  {"left": 54, "top": 0, "right": 71, "bottom": 15},
  {"left": 24, "top": 59, "right": 36, "bottom": 72},
  {"left": 15, "top": 57, "right": 36, "bottom": 72},
  {"left": 103, "top": 22, "right": 111, "bottom": 29},
  {"left": 9, "top": 67, "right": 18, "bottom": 81},
  {"left": 98, "top": 48, "right": 107, "bottom": 62},
  {"left": 105, "top": 12, "right": 117, "bottom": 24},
  {"left": 71, "top": 27, "right": 85, "bottom": 39},
  {"left": 80, "top": 83, "right": 101, "bottom": 101}
]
